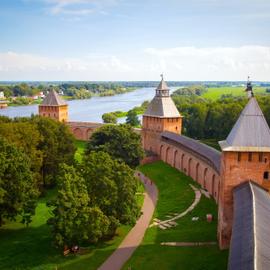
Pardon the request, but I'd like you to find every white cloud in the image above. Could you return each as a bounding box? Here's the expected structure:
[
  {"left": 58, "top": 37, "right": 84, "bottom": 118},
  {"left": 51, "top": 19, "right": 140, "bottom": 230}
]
[
  {"left": 43, "top": 0, "right": 118, "bottom": 15},
  {"left": 0, "top": 51, "right": 133, "bottom": 80},
  {"left": 144, "top": 46, "right": 270, "bottom": 81},
  {"left": 1, "top": 46, "right": 270, "bottom": 81}
]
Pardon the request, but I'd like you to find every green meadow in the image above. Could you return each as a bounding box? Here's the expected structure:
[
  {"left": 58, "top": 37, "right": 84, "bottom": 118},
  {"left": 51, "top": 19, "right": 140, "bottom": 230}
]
[{"left": 202, "top": 86, "right": 267, "bottom": 100}]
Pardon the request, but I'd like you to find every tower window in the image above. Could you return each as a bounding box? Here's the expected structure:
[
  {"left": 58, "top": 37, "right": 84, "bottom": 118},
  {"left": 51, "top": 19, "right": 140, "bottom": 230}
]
[
  {"left": 237, "top": 152, "right": 241, "bottom": 162},
  {"left": 264, "top": 171, "right": 269, "bottom": 180},
  {"left": 259, "top": 153, "right": 263, "bottom": 162},
  {"left": 248, "top": 152, "right": 252, "bottom": 162}
]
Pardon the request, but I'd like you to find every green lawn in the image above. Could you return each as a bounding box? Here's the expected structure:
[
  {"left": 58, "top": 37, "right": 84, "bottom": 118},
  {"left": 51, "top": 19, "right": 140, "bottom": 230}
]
[
  {"left": 0, "top": 187, "right": 135, "bottom": 270},
  {"left": 123, "top": 161, "right": 228, "bottom": 270},
  {"left": 202, "top": 86, "right": 267, "bottom": 100}
]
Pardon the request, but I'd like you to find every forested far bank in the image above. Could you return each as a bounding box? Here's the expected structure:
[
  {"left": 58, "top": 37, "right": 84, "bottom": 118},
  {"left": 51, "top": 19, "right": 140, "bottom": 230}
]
[
  {"left": 172, "top": 94, "right": 270, "bottom": 146},
  {"left": 0, "top": 82, "right": 136, "bottom": 106}
]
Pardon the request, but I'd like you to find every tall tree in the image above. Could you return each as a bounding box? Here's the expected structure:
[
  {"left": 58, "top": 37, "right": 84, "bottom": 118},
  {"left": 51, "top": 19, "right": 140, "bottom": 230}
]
[
  {"left": 0, "top": 137, "right": 38, "bottom": 226},
  {"left": 86, "top": 124, "right": 144, "bottom": 168},
  {"left": 81, "top": 151, "right": 140, "bottom": 234},
  {"left": 126, "top": 109, "right": 140, "bottom": 127},
  {"left": 32, "top": 116, "right": 76, "bottom": 186},
  {"left": 48, "top": 164, "right": 109, "bottom": 248}
]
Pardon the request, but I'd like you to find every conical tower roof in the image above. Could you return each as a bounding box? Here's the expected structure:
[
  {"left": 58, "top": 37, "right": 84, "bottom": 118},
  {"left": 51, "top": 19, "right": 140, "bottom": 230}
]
[
  {"left": 41, "top": 90, "right": 66, "bottom": 106},
  {"left": 156, "top": 77, "right": 169, "bottom": 91},
  {"left": 219, "top": 97, "right": 270, "bottom": 152},
  {"left": 144, "top": 76, "right": 180, "bottom": 118}
]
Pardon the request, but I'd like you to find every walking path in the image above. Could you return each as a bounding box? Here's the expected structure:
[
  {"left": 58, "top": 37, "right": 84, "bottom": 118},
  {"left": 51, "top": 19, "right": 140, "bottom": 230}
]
[
  {"left": 98, "top": 172, "right": 158, "bottom": 270},
  {"left": 160, "top": 241, "right": 217, "bottom": 247},
  {"left": 150, "top": 184, "right": 201, "bottom": 229}
]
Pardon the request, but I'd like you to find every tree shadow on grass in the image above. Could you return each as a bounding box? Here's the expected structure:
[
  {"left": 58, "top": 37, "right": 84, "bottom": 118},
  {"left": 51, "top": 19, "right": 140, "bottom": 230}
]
[{"left": 0, "top": 224, "right": 126, "bottom": 270}]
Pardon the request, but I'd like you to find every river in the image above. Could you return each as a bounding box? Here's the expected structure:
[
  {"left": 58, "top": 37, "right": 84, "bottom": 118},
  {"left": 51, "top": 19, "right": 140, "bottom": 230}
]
[{"left": 0, "top": 87, "right": 179, "bottom": 122}]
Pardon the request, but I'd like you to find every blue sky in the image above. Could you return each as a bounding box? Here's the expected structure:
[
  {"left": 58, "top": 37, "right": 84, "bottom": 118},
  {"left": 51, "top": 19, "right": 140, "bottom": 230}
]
[{"left": 0, "top": 0, "right": 270, "bottom": 81}]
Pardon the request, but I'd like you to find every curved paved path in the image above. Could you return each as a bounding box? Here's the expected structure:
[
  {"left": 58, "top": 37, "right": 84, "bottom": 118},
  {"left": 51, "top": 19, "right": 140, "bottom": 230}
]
[
  {"left": 150, "top": 184, "right": 201, "bottom": 228},
  {"left": 98, "top": 172, "right": 158, "bottom": 270}
]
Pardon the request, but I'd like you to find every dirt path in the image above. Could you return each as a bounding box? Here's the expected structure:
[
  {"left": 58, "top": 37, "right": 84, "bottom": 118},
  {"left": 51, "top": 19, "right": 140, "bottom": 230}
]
[{"left": 98, "top": 172, "right": 158, "bottom": 270}]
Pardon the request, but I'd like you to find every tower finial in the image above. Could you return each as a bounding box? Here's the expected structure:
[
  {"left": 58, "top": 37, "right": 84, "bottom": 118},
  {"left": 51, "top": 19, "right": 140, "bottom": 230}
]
[{"left": 160, "top": 73, "right": 164, "bottom": 80}]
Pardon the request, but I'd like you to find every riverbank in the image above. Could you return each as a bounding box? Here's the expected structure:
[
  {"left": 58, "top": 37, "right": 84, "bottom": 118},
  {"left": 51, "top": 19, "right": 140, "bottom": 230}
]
[
  {"left": 5, "top": 87, "right": 137, "bottom": 107},
  {"left": 0, "top": 87, "right": 156, "bottom": 122}
]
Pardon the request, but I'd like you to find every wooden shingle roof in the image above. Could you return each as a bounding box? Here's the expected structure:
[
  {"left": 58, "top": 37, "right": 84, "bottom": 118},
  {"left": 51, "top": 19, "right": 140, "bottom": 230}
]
[{"left": 144, "top": 78, "right": 181, "bottom": 118}]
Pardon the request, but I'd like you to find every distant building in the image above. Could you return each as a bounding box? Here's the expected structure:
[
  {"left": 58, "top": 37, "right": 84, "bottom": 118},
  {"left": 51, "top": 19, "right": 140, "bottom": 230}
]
[
  {"left": 38, "top": 90, "right": 68, "bottom": 122},
  {"left": 0, "top": 100, "right": 8, "bottom": 109},
  {"left": 0, "top": 91, "right": 4, "bottom": 99}
]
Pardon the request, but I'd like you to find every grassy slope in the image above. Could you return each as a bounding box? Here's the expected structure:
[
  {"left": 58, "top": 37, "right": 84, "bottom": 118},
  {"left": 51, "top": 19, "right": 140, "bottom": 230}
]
[
  {"left": 0, "top": 140, "right": 144, "bottom": 270},
  {"left": 202, "top": 86, "right": 266, "bottom": 100},
  {"left": 123, "top": 161, "right": 228, "bottom": 270}
]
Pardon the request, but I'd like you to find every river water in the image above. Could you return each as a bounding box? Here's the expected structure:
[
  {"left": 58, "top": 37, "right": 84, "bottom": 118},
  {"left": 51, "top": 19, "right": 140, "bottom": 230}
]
[{"left": 0, "top": 87, "right": 178, "bottom": 122}]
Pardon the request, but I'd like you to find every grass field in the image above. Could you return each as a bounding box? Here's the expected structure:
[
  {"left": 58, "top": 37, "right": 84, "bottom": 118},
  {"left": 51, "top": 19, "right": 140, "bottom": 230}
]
[
  {"left": 202, "top": 86, "right": 267, "bottom": 100},
  {"left": 123, "top": 161, "right": 228, "bottom": 270},
  {"left": 74, "top": 140, "right": 87, "bottom": 163},
  {"left": 0, "top": 140, "right": 144, "bottom": 270}
]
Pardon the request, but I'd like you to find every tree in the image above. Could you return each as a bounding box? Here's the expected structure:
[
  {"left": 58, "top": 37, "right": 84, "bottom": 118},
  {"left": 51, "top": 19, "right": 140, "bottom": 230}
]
[
  {"left": 0, "top": 137, "right": 38, "bottom": 226},
  {"left": 126, "top": 109, "right": 140, "bottom": 126},
  {"left": 102, "top": 112, "right": 117, "bottom": 124},
  {"left": 48, "top": 164, "right": 109, "bottom": 248},
  {"left": 0, "top": 122, "right": 43, "bottom": 183},
  {"left": 81, "top": 151, "right": 140, "bottom": 234},
  {"left": 32, "top": 116, "right": 76, "bottom": 186},
  {"left": 86, "top": 124, "right": 144, "bottom": 168}
]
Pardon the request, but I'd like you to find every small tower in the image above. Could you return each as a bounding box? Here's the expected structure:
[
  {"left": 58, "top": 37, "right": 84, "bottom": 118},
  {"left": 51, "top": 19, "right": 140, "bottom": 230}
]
[
  {"left": 142, "top": 75, "right": 182, "bottom": 152},
  {"left": 39, "top": 90, "right": 68, "bottom": 122},
  {"left": 218, "top": 95, "right": 270, "bottom": 249},
  {"left": 245, "top": 76, "right": 254, "bottom": 99}
]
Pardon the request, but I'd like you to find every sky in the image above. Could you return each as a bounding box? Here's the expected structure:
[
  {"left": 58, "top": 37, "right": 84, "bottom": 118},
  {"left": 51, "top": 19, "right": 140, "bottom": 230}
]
[{"left": 0, "top": 0, "right": 270, "bottom": 81}]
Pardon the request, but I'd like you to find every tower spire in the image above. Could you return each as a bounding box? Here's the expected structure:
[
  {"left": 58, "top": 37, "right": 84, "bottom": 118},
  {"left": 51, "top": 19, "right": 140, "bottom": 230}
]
[{"left": 156, "top": 74, "right": 169, "bottom": 97}]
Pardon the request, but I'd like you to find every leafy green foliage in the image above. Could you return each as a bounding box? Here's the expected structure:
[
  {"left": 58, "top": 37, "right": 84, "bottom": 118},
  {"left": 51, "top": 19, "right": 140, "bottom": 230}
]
[
  {"left": 86, "top": 124, "right": 144, "bottom": 168},
  {"left": 0, "top": 116, "right": 76, "bottom": 187},
  {"left": 172, "top": 95, "right": 270, "bottom": 141},
  {"left": 102, "top": 112, "right": 117, "bottom": 124},
  {"left": 32, "top": 116, "right": 76, "bottom": 186},
  {"left": 126, "top": 109, "right": 140, "bottom": 126},
  {"left": 0, "top": 121, "right": 43, "bottom": 182},
  {"left": 81, "top": 152, "right": 140, "bottom": 229},
  {"left": 48, "top": 164, "right": 109, "bottom": 247},
  {"left": 0, "top": 137, "right": 39, "bottom": 226},
  {"left": 49, "top": 152, "right": 140, "bottom": 248},
  {"left": 172, "top": 85, "right": 207, "bottom": 96}
]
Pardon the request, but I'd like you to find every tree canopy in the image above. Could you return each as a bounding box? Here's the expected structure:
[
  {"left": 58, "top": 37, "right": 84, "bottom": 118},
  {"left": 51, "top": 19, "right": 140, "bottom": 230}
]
[
  {"left": 48, "top": 152, "right": 140, "bottom": 248},
  {"left": 126, "top": 109, "right": 140, "bottom": 127},
  {"left": 0, "top": 137, "right": 39, "bottom": 226},
  {"left": 86, "top": 124, "right": 144, "bottom": 168},
  {"left": 102, "top": 112, "right": 117, "bottom": 124}
]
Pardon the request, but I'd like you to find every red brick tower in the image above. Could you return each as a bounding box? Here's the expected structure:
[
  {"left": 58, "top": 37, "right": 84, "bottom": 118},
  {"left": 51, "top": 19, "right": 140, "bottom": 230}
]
[
  {"left": 142, "top": 75, "right": 182, "bottom": 153},
  {"left": 218, "top": 85, "right": 270, "bottom": 249},
  {"left": 39, "top": 90, "right": 68, "bottom": 122}
]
